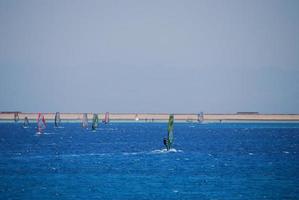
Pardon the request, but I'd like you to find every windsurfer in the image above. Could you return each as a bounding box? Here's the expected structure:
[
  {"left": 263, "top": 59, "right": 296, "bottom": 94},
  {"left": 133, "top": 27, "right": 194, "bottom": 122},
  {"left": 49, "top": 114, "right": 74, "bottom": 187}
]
[{"left": 163, "top": 138, "right": 169, "bottom": 150}]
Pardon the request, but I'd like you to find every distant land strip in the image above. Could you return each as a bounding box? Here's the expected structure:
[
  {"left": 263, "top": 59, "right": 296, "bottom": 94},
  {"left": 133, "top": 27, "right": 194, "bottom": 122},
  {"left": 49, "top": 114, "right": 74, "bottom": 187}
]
[{"left": 1, "top": 112, "right": 299, "bottom": 122}]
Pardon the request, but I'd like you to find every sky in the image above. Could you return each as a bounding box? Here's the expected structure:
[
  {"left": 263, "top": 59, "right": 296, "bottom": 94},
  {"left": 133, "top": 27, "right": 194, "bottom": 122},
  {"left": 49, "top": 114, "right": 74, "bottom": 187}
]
[{"left": 0, "top": 0, "right": 298, "bottom": 113}]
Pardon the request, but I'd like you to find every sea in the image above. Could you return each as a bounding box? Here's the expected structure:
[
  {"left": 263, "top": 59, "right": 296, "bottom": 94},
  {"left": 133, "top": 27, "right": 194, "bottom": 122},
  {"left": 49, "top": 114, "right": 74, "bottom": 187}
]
[{"left": 0, "top": 122, "right": 298, "bottom": 200}]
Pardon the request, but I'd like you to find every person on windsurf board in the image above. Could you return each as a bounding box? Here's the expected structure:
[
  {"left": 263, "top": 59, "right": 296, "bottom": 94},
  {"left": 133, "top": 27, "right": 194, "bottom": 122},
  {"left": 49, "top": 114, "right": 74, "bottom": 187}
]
[
  {"left": 23, "top": 116, "right": 29, "bottom": 128},
  {"left": 82, "top": 113, "right": 88, "bottom": 129},
  {"left": 54, "top": 112, "right": 61, "bottom": 128},
  {"left": 102, "top": 112, "right": 110, "bottom": 124},
  {"left": 37, "top": 113, "right": 46, "bottom": 134},
  {"left": 91, "top": 113, "right": 99, "bottom": 131},
  {"left": 163, "top": 115, "right": 174, "bottom": 151}
]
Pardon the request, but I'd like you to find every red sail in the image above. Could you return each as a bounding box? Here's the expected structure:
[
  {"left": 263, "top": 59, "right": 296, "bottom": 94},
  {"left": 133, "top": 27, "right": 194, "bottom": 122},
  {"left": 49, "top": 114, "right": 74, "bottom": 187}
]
[
  {"left": 42, "top": 116, "right": 46, "bottom": 127},
  {"left": 103, "top": 112, "right": 109, "bottom": 123},
  {"left": 37, "top": 113, "right": 41, "bottom": 124}
]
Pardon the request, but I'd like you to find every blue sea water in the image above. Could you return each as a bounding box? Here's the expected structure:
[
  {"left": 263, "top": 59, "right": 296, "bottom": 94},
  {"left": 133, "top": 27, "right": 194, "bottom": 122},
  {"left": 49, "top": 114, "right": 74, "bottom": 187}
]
[{"left": 0, "top": 122, "right": 298, "bottom": 200}]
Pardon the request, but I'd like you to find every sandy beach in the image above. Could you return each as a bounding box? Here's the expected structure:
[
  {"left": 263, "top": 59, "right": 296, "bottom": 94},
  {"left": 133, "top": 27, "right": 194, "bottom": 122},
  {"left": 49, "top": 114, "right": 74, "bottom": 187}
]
[{"left": 1, "top": 112, "right": 299, "bottom": 122}]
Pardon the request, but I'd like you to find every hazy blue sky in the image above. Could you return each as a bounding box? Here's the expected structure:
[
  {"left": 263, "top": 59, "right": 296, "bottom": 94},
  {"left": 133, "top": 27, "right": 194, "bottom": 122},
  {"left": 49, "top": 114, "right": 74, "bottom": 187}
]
[{"left": 0, "top": 0, "right": 298, "bottom": 113}]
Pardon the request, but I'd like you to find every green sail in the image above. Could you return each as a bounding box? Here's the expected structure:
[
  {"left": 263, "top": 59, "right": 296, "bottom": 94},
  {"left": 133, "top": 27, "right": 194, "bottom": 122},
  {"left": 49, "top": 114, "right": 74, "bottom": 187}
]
[
  {"left": 167, "top": 115, "right": 174, "bottom": 149},
  {"left": 92, "top": 113, "right": 99, "bottom": 130},
  {"left": 54, "top": 112, "right": 61, "bottom": 127}
]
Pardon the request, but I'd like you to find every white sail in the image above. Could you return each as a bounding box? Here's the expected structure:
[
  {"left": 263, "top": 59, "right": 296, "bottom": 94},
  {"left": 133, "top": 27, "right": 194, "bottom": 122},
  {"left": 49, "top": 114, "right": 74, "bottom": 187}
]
[
  {"left": 82, "top": 113, "right": 88, "bottom": 128},
  {"left": 23, "top": 116, "right": 29, "bottom": 128},
  {"left": 198, "top": 112, "right": 204, "bottom": 123},
  {"left": 37, "top": 113, "right": 46, "bottom": 133}
]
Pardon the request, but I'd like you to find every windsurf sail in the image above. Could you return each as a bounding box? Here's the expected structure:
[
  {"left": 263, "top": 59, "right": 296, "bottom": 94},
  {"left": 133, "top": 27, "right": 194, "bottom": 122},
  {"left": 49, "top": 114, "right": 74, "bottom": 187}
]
[
  {"left": 23, "top": 116, "right": 29, "bottom": 128},
  {"left": 37, "top": 113, "right": 46, "bottom": 133},
  {"left": 54, "top": 112, "right": 61, "bottom": 128},
  {"left": 14, "top": 112, "right": 19, "bottom": 122},
  {"left": 135, "top": 114, "right": 139, "bottom": 121},
  {"left": 164, "top": 115, "right": 174, "bottom": 150},
  {"left": 197, "top": 112, "right": 204, "bottom": 123},
  {"left": 92, "top": 113, "right": 99, "bottom": 130},
  {"left": 102, "top": 112, "right": 109, "bottom": 124},
  {"left": 82, "top": 113, "right": 88, "bottom": 128}
]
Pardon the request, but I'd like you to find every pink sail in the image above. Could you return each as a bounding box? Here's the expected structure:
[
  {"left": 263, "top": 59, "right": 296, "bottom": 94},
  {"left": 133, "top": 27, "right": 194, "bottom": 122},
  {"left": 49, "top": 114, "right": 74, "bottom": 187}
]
[{"left": 102, "top": 112, "right": 109, "bottom": 124}]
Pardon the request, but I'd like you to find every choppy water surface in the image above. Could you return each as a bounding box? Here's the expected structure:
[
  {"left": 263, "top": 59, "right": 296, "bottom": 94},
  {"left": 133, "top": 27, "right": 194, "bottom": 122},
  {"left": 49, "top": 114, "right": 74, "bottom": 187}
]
[{"left": 0, "top": 122, "right": 298, "bottom": 199}]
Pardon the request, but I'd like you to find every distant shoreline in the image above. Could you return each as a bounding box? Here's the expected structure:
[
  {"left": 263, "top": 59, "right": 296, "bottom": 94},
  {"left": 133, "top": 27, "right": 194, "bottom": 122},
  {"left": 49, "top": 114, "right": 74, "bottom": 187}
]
[{"left": 1, "top": 112, "right": 299, "bottom": 122}]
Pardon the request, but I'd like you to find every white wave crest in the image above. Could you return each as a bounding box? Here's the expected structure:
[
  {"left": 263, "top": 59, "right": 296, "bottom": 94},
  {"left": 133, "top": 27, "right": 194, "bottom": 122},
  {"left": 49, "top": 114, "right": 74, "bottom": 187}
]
[
  {"left": 150, "top": 148, "right": 183, "bottom": 154},
  {"left": 35, "top": 132, "right": 57, "bottom": 135}
]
